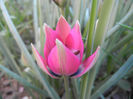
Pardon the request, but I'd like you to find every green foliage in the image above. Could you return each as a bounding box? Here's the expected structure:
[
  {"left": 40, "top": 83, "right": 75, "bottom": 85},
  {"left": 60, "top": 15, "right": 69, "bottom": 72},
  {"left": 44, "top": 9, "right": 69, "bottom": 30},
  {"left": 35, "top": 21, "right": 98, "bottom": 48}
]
[{"left": 91, "top": 55, "right": 133, "bottom": 99}]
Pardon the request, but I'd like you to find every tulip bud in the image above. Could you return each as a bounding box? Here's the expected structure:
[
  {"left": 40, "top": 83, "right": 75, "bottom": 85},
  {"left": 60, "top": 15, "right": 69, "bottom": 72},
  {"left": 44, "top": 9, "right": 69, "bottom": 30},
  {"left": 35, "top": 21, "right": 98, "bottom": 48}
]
[{"left": 53, "top": 0, "right": 66, "bottom": 8}]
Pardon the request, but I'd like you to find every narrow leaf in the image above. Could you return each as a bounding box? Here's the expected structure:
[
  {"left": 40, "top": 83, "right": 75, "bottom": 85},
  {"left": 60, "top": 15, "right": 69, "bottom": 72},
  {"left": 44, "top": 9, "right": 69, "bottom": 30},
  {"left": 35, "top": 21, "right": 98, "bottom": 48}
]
[{"left": 119, "top": 24, "right": 133, "bottom": 31}]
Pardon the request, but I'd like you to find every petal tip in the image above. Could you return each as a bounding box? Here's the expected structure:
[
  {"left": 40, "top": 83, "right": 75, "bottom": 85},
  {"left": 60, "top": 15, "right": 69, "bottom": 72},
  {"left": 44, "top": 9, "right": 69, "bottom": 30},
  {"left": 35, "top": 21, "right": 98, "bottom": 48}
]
[
  {"left": 97, "top": 46, "right": 100, "bottom": 50},
  {"left": 31, "top": 43, "right": 33, "bottom": 47},
  {"left": 55, "top": 39, "right": 62, "bottom": 46},
  {"left": 59, "top": 15, "right": 65, "bottom": 20},
  {"left": 74, "top": 20, "right": 80, "bottom": 32},
  {"left": 96, "top": 46, "right": 100, "bottom": 56},
  {"left": 43, "top": 23, "right": 49, "bottom": 31},
  {"left": 58, "top": 15, "right": 67, "bottom": 24},
  {"left": 76, "top": 20, "right": 80, "bottom": 26},
  {"left": 31, "top": 43, "right": 35, "bottom": 51}
]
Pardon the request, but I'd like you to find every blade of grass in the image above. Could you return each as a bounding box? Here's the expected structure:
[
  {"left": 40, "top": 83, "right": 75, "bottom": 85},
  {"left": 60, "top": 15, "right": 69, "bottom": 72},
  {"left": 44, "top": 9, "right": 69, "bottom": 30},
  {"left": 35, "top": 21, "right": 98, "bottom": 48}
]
[
  {"left": 33, "top": 0, "right": 39, "bottom": 46},
  {"left": 117, "top": 42, "right": 133, "bottom": 59},
  {"left": 91, "top": 55, "right": 133, "bottom": 99},
  {"left": 38, "top": 0, "right": 45, "bottom": 55},
  {"left": 86, "top": 0, "right": 98, "bottom": 55},
  {"left": 87, "top": 0, "right": 115, "bottom": 98},
  {"left": 0, "top": 37, "right": 22, "bottom": 75},
  {"left": 72, "top": 0, "right": 82, "bottom": 26},
  {"left": 100, "top": 94, "right": 105, "bottom": 99},
  {"left": 80, "top": 0, "right": 98, "bottom": 99},
  {"left": 0, "top": 64, "right": 48, "bottom": 97},
  {"left": 108, "top": 0, "right": 119, "bottom": 30},
  {"left": 93, "top": 0, "right": 115, "bottom": 49},
  {"left": 71, "top": 78, "right": 80, "bottom": 99},
  {"left": 111, "top": 32, "right": 133, "bottom": 52},
  {"left": 82, "top": 18, "right": 90, "bottom": 39},
  {"left": 119, "top": 0, "right": 133, "bottom": 20},
  {"left": 0, "top": 1, "right": 60, "bottom": 99},
  {"left": 115, "top": 0, "right": 124, "bottom": 22},
  {"left": 119, "top": 24, "right": 133, "bottom": 31},
  {"left": 106, "top": 9, "right": 133, "bottom": 39},
  {"left": 80, "top": 0, "right": 89, "bottom": 27}
]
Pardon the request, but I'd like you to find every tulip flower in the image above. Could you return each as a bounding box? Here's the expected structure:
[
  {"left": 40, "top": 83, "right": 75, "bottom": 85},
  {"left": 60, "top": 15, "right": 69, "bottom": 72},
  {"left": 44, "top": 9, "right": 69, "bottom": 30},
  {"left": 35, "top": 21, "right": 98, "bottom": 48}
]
[{"left": 31, "top": 16, "right": 100, "bottom": 78}]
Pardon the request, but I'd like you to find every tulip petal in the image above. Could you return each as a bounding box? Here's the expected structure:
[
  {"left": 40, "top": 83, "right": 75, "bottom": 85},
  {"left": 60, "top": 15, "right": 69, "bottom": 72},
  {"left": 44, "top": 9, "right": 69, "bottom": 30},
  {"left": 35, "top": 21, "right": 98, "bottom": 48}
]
[
  {"left": 44, "top": 24, "right": 57, "bottom": 63},
  {"left": 48, "top": 39, "right": 80, "bottom": 75},
  {"left": 31, "top": 44, "right": 59, "bottom": 78},
  {"left": 56, "top": 16, "right": 71, "bottom": 43},
  {"left": 65, "top": 21, "right": 84, "bottom": 60},
  {"left": 72, "top": 46, "right": 100, "bottom": 78}
]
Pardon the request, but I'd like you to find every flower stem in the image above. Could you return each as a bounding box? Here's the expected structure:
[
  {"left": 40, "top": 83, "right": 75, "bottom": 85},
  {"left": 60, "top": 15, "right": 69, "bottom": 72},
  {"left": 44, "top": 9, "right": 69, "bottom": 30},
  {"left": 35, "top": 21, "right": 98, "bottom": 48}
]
[
  {"left": 60, "top": 7, "right": 65, "bottom": 16},
  {"left": 80, "top": 0, "right": 98, "bottom": 99},
  {"left": 86, "top": 0, "right": 115, "bottom": 98},
  {"left": 63, "top": 76, "right": 70, "bottom": 99}
]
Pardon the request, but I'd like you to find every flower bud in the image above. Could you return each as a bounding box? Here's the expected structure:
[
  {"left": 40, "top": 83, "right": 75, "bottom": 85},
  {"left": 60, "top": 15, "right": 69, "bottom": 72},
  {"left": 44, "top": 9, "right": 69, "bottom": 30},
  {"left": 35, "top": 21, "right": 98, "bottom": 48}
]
[{"left": 53, "top": 0, "right": 66, "bottom": 8}]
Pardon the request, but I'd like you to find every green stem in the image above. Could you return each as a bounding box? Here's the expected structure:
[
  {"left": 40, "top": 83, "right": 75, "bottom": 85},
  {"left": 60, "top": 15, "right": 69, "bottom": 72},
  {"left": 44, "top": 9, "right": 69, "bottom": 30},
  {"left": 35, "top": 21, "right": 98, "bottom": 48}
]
[
  {"left": 87, "top": 0, "right": 115, "bottom": 99},
  {"left": 60, "top": 7, "right": 65, "bottom": 16},
  {"left": 80, "top": 0, "right": 98, "bottom": 99},
  {"left": 71, "top": 79, "right": 79, "bottom": 99},
  {"left": 63, "top": 76, "right": 70, "bottom": 99},
  {"left": 33, "top": 0, "right": 38, "bottom": 46}
]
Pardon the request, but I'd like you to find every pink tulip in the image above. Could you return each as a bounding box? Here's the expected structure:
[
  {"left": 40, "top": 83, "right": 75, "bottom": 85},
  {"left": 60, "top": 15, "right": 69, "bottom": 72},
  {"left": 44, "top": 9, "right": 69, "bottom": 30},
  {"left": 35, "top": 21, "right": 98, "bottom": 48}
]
[{"left": 31, "top": 16, "right": 100, "bottom": 78}]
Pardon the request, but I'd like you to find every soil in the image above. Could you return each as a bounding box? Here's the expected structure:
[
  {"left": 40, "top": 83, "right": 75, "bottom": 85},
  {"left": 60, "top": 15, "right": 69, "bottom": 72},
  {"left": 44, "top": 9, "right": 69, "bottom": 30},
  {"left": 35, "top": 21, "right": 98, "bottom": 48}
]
[{"left": 0, "top": 73, "right": 31, "bottom": 99}]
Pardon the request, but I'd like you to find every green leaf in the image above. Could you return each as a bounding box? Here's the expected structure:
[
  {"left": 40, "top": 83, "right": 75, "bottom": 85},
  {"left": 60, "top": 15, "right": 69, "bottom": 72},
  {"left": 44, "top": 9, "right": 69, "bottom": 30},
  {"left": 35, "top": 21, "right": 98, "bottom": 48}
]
[
  {"left": 81, "top": 0, "right": 98, "bottom": 98},
  {"left": 0, "top": 37, "right": 21, "bottom": 75},
  {"left": 111, "top": 32, "right": 133, "bottom": 52},
  {"left": 91, "top": 55, "right": 133, "bottom": 99},
  {"left": 119, "top": 24, "right": 133, "bottom": 31},
  {"left": 117, "top": 79, "right": 131, "bottom": 91},
  {"left": 86, "top": 0, "right": 116, "bottom": 98},
  {"left": 106, "top": 9, "right": 133, "bottom": 39}
]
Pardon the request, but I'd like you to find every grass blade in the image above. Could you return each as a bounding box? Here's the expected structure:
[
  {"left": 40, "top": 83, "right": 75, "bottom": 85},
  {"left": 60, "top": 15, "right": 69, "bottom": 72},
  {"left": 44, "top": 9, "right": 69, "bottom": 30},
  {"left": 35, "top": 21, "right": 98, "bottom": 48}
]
[
  {"left": 0, "top": 37, "right": 21, "bottom": 75},
  {"left": 111, "top": 32, "right": 133, "bottom": 52},
  {"left": 86, "top": 0, "right": 115, "bottom": 98},
  {"left": 81, "top": 0, "right": 98, "bottom": 99},
  {"left": 106, "top": 9, "right": 133, "bottom": 39},
  {"left": 33, "top": 0, "right": 39, "bottom": 48},
  {"left": 119, "top": 24, "right": 133, "bottom": 31},
  {"left": 38, "top": 0, "right": 45, "bottom": 55}
]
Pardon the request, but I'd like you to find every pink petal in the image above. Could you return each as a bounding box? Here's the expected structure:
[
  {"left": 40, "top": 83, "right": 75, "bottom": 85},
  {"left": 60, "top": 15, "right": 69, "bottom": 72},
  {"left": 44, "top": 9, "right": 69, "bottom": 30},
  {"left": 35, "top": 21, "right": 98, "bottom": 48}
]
[
  {"left": 48, "top": 39, "right": 80, "bottom": 75},
  {"left": 31, "top": 44, "right": 58, "bottom": 78},
  {"left": 65, "top": 21, "right": 84, "bottom": 61},
  {"left": 72, "top": 46, "right": 100, "bottom": 78},
  {"left": 56, "top": 16, "right": 71, "bottom": 43},
  {"left": 44, "top": 24, "right": 57, "bottom": 63}
]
